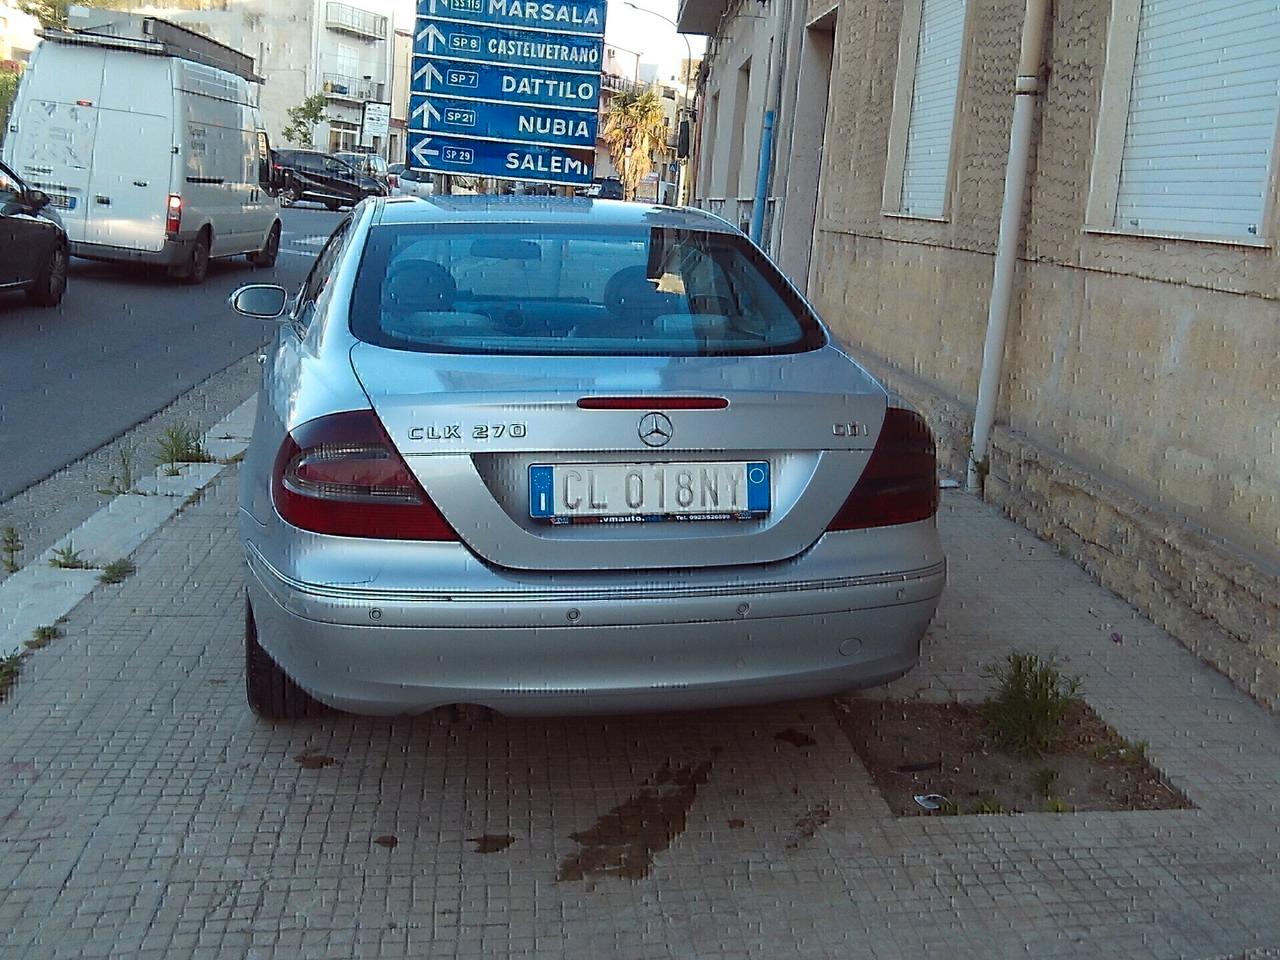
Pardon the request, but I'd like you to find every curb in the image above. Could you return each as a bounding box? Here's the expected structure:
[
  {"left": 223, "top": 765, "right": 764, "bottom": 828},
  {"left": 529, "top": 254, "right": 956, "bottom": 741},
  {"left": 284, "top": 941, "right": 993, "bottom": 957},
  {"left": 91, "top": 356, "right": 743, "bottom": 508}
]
[{"left": 0, "top": 396, "right": 257, "bottom": 657}]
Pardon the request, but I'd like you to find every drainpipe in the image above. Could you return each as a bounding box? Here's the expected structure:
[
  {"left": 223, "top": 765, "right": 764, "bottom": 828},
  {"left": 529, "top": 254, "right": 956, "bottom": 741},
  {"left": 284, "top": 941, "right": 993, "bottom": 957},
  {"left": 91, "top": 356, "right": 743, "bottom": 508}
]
[
  {"left": 750, "top": 0, "right": 792, "bottom": 247},
  {"left": 749, "top": 109, "right": 775, "bottom": 244},
  {"left": 965, "top": 0, "right": 1052, "bottom": 493}
]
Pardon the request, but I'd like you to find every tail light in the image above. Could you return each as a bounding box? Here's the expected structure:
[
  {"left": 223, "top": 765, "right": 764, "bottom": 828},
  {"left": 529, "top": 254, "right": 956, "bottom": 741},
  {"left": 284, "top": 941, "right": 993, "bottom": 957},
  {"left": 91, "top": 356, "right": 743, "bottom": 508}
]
[
  {"left": 826, "top": 407, "right": 939, "bottom": 531},
  {"left": 272, "top": 410, "right": 459, "bottom": 541},
  {"left": 165, "top": 194, "right": 183, "bottom": 235}
]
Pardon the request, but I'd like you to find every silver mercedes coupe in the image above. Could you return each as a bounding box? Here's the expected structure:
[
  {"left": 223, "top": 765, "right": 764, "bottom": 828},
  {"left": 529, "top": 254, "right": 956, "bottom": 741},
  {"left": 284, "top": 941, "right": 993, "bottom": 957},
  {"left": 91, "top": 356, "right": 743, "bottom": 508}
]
[{"left": 230, "top": 196, "right": 944, "bottom": 719}]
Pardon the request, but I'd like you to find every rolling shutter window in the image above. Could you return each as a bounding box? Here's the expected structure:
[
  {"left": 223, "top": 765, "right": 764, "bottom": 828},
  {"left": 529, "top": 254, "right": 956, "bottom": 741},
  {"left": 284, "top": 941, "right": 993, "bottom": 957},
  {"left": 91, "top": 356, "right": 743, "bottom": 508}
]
[
  {"left": 1114, "top": 0, "right": 1280, "bottom": 239},
  {"left": 900, "top": 0, "right": 967, "bottom": 216}
]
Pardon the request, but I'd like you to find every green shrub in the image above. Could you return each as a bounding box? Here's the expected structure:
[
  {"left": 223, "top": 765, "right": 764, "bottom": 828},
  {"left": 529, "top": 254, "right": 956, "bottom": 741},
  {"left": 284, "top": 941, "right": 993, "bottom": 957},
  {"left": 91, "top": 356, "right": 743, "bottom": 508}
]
[{"left": 982, "top": 652, "right": 1082, "bottom": 755}]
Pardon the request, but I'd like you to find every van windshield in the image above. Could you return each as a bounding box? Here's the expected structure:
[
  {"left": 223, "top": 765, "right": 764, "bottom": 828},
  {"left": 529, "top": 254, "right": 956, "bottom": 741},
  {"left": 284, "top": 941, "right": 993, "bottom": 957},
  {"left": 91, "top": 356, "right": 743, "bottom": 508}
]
[{"left": 349, "top": 223, "right": 826, "bottom": 357}]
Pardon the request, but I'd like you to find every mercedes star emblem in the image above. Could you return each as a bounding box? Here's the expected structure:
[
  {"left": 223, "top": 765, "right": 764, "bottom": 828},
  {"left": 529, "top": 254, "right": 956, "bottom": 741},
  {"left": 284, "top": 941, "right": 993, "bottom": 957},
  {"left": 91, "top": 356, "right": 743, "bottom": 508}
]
[{"left": 638, "top": 412, "right": 673, "bottom": 447}]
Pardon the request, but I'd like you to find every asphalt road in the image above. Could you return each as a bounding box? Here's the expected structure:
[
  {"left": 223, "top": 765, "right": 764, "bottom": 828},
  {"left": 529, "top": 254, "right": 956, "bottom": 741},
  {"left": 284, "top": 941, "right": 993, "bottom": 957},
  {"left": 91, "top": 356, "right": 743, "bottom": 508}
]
[{"left": 0, "top": 206, "right": 342, "bottom": 502}]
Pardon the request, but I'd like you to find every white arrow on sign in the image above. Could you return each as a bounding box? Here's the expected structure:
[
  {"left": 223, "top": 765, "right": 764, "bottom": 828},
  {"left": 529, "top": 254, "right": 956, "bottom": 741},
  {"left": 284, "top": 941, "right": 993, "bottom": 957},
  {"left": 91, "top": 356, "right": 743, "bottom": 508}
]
[
  {"left": 411, "top": 99, "right": 442, "bottom": 127},
  {"left": 415, "top": 22, "right": 446, "bottom": 50},
  {"left": 413, "top": 60, "right": 443, "bottom": 90},
  {"left": 411, "top": 137, "right": 439, "bottom": 166}
]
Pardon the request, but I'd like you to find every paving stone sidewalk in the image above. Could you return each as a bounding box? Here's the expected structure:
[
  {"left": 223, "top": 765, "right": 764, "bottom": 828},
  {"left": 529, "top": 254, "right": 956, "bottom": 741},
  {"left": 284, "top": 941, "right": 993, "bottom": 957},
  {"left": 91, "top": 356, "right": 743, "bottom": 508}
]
[{"left": 0, "top": 474, "right": 1277, "bottom": 959}]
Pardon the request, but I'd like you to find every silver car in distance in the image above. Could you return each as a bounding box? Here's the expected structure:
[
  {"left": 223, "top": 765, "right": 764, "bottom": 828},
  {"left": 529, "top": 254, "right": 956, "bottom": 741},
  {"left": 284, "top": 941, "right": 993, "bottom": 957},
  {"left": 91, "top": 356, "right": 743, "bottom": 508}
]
[{"left": 230, "top": 196, "right": 944, "bottom": 719}]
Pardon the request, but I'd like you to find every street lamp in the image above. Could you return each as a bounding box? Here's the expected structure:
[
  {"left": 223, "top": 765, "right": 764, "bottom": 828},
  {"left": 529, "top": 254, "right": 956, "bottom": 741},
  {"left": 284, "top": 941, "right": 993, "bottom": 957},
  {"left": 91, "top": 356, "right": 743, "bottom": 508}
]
[{"left": 621, "top": 1, "right": 693, "bottom": 203}]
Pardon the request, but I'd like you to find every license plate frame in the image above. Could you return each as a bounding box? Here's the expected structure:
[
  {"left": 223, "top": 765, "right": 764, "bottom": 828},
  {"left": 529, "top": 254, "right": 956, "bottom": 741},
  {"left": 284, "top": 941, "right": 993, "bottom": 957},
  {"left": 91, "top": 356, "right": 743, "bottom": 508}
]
[{"left": 529, "top": 461, "right": 770, "bottom": 524}]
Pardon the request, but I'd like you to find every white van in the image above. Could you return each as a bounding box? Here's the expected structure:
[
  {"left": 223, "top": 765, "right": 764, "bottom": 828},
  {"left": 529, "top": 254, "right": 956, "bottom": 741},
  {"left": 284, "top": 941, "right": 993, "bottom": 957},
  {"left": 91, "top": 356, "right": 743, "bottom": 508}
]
[{"left": 1, "top": 13, "right": 281, "bottom": 284}]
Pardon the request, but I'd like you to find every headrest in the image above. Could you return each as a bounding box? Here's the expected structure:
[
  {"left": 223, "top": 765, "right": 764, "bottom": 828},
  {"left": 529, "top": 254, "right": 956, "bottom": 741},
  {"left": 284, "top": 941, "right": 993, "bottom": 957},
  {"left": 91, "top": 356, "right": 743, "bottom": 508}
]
[{"left": 385, "top": 260, "right": 457, "bottom": 311}]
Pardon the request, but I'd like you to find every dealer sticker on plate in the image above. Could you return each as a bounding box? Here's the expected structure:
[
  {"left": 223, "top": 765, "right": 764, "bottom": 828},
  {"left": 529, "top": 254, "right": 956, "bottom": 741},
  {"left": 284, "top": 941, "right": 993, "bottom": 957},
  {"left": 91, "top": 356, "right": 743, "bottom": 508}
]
[{"left": 529, "top": 461, "right": 770, "bottom": 523}]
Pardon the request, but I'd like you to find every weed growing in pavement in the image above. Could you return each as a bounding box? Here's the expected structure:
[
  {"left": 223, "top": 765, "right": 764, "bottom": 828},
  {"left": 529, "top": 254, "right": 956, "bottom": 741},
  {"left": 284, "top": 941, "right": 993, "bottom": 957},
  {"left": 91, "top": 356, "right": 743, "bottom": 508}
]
[
  {"left": 98, "top": 445, "right": 139, "bottom": 496},
  {"left": 0, "top": 652, "right": 24, "bottom": 701},
  {"left": 26, "top": 625, "right": 60, "bottom": 650},
  {"left": 1043, "top": 796, "right": 1072, "bottom": 814},
  {"left": 156, "top": 424, "right": 213, "bottom": 476},
  {"left": 982, "top": 652, "right": 1082, "bottom": 755},
  {"left": 1032, "top": 766, "right": 1060, "bottom": 797},
  {"left": 48, "top": 543, "right": 91, "bottom": 570},
  {"left": 2, "top": 526, "right": 23, "bottom": 573},
  {"left": 98, "top": 559, "right": 136, "bottom": 585},
  {"left": 969, "top": 796, "right": 1005, "bottom": 815}
]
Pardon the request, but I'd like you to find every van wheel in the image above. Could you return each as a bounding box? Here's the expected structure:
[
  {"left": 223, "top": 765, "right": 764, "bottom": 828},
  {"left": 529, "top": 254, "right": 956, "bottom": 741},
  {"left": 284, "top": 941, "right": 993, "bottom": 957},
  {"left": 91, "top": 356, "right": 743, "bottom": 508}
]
[
  {"left": 248, "top": 223, "right": 281, "bottom": 268},
  {"left": 279, "top": 186, "right": 299, "bottom": 207},
  {"left": 27, "top": 241, "right": 68, "bottom": 307},
  {"left": 171, "top": 230, "right": 211, "bottom": 285},
  {"left": 245, "top": 598, "right": 324, "bottom": 720}
]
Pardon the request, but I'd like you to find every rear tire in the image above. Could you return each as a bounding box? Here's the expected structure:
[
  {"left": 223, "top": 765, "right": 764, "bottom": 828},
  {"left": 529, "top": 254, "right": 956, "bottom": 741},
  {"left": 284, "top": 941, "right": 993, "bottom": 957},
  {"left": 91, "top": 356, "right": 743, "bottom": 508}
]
[
  {"left": 171, "top": 229, "right": 210, "bottom": 285},
  {"left": 26, "top": 241, "right": 68, "bottom": 307},
  {"left": 245, "top": 597, "right": 324, "bottom": 720},
  {"left": 247, "top": 222, "right": 281, "bottom": 268}
]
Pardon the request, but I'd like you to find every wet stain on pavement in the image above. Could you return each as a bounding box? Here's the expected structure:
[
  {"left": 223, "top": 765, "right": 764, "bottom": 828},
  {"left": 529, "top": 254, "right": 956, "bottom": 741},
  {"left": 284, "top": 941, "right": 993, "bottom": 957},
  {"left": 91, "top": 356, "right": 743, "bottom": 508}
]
[
  {"left": 293, "top": 753, "right": 337, "bottom": 770},
  {"left": 786, "top": 803, "right": 831, "bottom": 849},
  {"left": 775, "top": 728, "right": 817, "bottom": 749},
  {"left": 373, "top": 835, "right": 398, "bottom": 849},
  {"left": 468, "top": 834, "right": 517, "bottom": 854},
  {"left": 557, "top": 761, "right": 712, "bottom": 882}
]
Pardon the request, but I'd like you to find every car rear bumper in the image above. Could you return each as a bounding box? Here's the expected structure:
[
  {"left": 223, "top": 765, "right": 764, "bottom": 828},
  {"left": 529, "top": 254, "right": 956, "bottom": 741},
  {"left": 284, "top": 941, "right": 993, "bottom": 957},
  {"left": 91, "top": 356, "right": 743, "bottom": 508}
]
[
  {"left": 71, "top": 237, "right": 190, "bottom": 266},
  {"left": 244, "top": 544, "right": 944, "bottom": 716}
]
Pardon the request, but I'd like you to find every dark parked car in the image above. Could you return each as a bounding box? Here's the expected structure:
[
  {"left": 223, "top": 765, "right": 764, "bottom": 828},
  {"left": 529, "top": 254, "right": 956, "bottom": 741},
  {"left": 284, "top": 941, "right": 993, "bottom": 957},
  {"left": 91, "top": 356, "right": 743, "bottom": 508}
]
[
  {"left": 0, "top": 160, "right": 68, "bottom": 307},
  {"left": 597, "top": 177, "right": 625, "bottom": 200},
  {"left": 272, "top": 149, "right": 387, "bottom": 211},
  {"left": 335, "top": 151, "right": 391, "bottom": 192}
]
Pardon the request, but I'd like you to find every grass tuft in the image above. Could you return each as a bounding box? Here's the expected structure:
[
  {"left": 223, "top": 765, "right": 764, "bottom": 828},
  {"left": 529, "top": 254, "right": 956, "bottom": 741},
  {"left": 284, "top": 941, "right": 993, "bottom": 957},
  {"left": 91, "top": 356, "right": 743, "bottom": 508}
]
[
  {"left": 982, "top": 652, "right": 1082, "bottom": 756},
  {"left": 156, "top": 423, "right": 213, "bottom": 476},
  {"left": 98, "top": 559, "right": 136, "bottom": 585},
  {"left": 0, "top": 652, "right": 24, "bottom": 701},
  {"left": 26, "top": 625, "right": 61, "bottom": 650},
  {"left": 49, "top": 543, "right": 91, "bottom": 570},
  {"left": 2, "top": 526, "right": 23, "bottom": 574}
]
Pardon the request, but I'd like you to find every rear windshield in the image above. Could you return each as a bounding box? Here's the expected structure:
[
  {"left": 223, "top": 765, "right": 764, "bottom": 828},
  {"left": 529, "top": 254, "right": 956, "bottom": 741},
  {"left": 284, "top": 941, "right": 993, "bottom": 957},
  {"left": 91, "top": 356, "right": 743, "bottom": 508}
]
[{"left": 349, "top": 223, "right": 826, "bottom": 356}]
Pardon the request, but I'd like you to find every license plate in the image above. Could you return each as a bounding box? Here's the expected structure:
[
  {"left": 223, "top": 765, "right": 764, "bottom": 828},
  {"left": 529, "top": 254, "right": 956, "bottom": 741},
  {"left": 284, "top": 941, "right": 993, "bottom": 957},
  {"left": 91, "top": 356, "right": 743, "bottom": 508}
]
[
  {"left": 529, "top": 461, "right": 770, "bottom": 523},
  {"left": 46, "top": 193, "right": 76, "bottom": 210}
]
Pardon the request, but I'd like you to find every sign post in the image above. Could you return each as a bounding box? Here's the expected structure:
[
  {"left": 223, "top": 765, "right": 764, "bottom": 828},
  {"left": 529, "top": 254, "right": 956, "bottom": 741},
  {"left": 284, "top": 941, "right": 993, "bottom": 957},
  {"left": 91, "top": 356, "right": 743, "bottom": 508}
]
[
  {"left": 360, "top": 101, "right": 392, "bottom": 155},
  {"left": 410, "top": 0, "right": 606, "bottom": 188}
]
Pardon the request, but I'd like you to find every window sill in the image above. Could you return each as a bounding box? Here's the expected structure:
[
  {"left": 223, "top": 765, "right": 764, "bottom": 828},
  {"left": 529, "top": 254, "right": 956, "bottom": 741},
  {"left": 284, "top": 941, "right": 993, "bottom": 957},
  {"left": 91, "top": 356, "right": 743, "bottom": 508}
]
[
  {"left": 1083, "top": 225, "right": 1272, "bottom": 250},
  {"left": 881, "top": 210, "right": 950, "bottom": 223}
]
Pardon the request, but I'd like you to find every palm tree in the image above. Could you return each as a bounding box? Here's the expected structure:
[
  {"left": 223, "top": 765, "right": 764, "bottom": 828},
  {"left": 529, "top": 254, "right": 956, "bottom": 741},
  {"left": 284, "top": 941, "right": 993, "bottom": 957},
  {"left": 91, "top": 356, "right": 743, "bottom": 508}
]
[{"left": 601, "top": 88, "right": 667, "bottom": 201}]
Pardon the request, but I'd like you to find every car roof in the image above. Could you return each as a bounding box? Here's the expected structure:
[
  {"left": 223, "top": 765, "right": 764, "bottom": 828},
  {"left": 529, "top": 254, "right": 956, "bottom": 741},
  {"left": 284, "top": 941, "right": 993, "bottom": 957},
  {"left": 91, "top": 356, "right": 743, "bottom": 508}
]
[{"left": 373, "top": 195, "right": 739, "bottom": 233}]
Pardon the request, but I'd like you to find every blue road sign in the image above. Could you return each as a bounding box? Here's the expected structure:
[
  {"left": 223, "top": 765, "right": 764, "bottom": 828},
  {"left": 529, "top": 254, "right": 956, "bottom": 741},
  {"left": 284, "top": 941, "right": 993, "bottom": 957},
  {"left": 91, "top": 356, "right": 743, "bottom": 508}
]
[
  {"left": 417, "top": 0, "right": 606, "bottom": 36},
  {"left": 411, "top": 56, "right": 600, "bottom": 109},
  {"left": 413, "top": 0, "right": 605, "bottom": 185},
  {"left": 408, "top": 131, "right": 594, "bottom": 185},
  {"left": 414, "top": 19, "right": 602, "bottom": 71},
  {"left": 410, "top": 92, "right": 597, "bottom": 147}
]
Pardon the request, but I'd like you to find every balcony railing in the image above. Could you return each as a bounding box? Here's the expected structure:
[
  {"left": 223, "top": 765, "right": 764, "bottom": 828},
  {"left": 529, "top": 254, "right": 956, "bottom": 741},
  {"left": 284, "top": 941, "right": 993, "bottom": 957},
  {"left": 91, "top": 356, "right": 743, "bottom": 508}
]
[
  {"left": 325, "top": 2, "right": 388, "bottom": 40},
  {"left": 323, "top": 72, "right": 383, "bottom": 102},
  {"left": 601, "top": 73, "right": 649, "bottom": 96}
]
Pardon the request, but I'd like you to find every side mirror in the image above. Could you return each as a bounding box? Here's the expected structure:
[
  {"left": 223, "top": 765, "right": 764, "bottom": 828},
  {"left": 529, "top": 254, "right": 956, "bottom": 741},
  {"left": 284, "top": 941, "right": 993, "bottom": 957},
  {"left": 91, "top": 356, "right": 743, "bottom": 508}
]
[
  {"left": 229, "top": 284, "right": 289, "bottom": 319},
  {"left": 22, "top": 189, "right": 50, "bottom": 211}
]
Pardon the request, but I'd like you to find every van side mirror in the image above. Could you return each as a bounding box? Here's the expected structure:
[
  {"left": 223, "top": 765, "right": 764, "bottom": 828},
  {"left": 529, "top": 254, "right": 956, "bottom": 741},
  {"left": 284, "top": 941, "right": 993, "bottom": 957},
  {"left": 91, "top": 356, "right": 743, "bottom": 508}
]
[{"left": 229, "top": 284, "right": 288, "bottom": 319}]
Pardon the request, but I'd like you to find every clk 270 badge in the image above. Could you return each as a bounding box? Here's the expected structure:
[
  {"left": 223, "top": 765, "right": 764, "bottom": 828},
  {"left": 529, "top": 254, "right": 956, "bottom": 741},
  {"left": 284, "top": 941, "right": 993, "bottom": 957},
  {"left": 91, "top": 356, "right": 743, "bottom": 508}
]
[{"left": 407, "top": 423, "right": 528, "bottom": 441}]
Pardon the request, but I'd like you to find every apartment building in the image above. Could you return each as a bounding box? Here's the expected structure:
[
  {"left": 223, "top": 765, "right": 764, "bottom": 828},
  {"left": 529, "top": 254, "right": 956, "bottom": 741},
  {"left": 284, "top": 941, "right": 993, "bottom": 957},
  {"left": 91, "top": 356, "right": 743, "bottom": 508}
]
[{"left": 114, "top": 0, "right": 394, "bottom": 153}]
